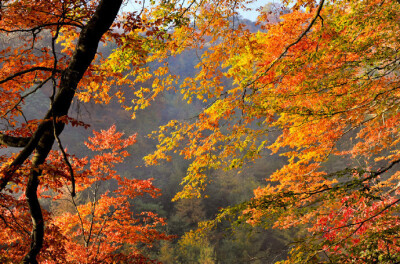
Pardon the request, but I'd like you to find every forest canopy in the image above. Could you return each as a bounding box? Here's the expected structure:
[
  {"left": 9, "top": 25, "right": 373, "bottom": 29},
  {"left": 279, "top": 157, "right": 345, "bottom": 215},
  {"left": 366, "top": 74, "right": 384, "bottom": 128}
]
[{"left": 0, "top": 0, "right": 399, "bottom": 263}]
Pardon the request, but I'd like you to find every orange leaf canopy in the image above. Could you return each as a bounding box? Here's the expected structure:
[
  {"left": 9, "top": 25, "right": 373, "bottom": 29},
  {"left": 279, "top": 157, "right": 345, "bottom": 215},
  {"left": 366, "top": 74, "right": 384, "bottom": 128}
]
[{"left": 143, "top": 0, "right": 400, "bottom": 262}]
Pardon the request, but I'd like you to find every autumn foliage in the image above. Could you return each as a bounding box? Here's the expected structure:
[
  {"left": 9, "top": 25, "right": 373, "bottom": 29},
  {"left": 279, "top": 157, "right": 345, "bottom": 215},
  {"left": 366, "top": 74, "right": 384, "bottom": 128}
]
[
  {"left": 142, "top": 0, "right": 400, "bottom": 263},
  {"left": 1, "top": 126, "right": 171, "bottom": 263},
  {"left": 2, "top": 0, "right": 400, "bottom": 262}
]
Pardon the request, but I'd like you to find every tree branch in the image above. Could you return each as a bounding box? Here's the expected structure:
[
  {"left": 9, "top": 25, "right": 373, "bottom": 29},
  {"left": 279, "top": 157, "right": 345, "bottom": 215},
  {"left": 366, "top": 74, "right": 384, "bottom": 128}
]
[
  {"left": 0, "top": 67, "right": 62, "bottom": 85},
  {"left": 0, "top": 21, "right": 83, "bottom": 33},
  {"left": 0, "top": 133, "right": 30, "bottom": 147}
]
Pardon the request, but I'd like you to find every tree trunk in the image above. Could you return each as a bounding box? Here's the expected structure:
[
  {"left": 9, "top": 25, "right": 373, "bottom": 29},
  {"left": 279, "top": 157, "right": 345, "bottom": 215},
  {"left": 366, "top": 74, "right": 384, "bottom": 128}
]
[{"left": 22, "top": 165, "right": 45, "bottom": 264}]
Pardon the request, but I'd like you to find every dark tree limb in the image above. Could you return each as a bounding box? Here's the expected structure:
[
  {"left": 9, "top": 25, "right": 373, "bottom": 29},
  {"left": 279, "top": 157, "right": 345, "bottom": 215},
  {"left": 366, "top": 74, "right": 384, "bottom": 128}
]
[
  {"left": 0, "top": 67, "right": 62, "bottom": 85},
  {"left": 22, "top": 153, "right": 48, "bottom": 264},
  {"left": 0, "top": 133, "right": 30, "bottom": 147},
  {"left": 0, "top": 21, "right": 83, "bottom": 33}
]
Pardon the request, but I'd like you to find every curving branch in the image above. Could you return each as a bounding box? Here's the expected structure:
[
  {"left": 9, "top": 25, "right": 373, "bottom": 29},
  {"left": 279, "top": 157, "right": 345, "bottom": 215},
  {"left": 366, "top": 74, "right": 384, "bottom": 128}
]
[
  {"left": 0, "top": 133, "right": 30, "bottom": 148},
  {"left": 0, "top": 21, "right": 83, "bottom": 33},
  {"left": 0, "top": 67, "right": 62, "bottom": 85}
]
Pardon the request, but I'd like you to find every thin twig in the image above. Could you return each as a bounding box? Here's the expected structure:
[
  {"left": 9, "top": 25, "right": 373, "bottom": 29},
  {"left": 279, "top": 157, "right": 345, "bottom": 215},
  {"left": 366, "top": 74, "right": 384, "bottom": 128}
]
[
  {"left": 1, "top": 76, "right": 52, "bottom": 119},
  {"left": 0, "top": 204, "right": 30, "bottom": 236},
  {"left": 86, "top": 182, "right": 99, "bottom": 247},
  {"left": 50, "top": 7, "right": 76, "bottom": 197}
]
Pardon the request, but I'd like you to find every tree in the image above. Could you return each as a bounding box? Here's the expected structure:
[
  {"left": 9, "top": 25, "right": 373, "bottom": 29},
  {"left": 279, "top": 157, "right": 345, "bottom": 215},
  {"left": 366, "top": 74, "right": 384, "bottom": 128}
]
[
  {"left": 2, "top": 125, "right": 172, "bottom": 263},
  {"left": 142, "top": 0, "right": 400, "bottom": 262},
  {"left": 0, "top": 1, "right": 126, "bottom": 262}
]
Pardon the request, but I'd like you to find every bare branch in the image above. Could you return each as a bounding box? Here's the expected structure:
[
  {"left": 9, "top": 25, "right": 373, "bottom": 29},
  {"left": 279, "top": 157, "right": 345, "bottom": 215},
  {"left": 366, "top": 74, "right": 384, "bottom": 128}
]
[
  {"left": 50, "top": 9, "right": 77, "bottom": 197},
  {"left": 86, "top": 182, "right": 99, "bottom": 247},
  {"left": 52, "top": 120, "right": 76, "bottom": 196},
  {"left": 0, "top": 133, "right": 30, "bottom": 147}
]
